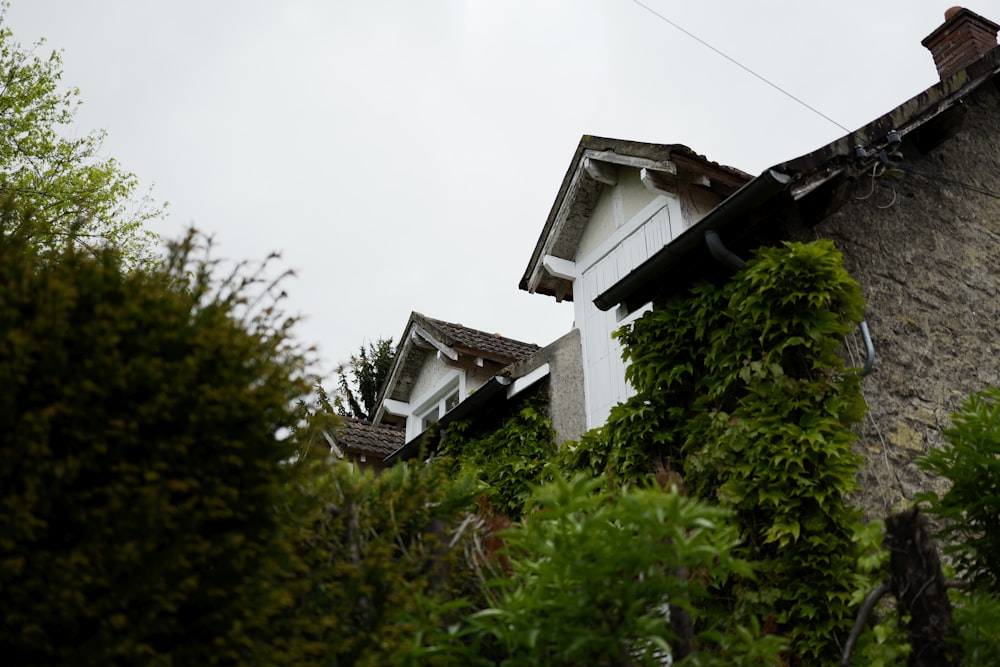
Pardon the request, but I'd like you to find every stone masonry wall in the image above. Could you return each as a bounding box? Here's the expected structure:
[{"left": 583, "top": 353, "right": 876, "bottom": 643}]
[{"left": 811, "top": 77, "right": 1000, "bottom": 517}]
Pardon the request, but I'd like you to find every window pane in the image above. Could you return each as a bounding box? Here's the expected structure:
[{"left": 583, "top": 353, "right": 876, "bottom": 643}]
[
  {"left": 421, "top": 406, "right": 440, "bottom": 430},
  {"left": 445, "top": 390, "right": 460, "bottom": 412}
]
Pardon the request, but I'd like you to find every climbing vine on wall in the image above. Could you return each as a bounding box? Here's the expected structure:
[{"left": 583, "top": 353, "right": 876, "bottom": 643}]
[
  {"left": 562, "top": 240, "right": 879, "bottom": 664},
  {"left": 437, "top": 389, "right": 556, "bottom": 519}
]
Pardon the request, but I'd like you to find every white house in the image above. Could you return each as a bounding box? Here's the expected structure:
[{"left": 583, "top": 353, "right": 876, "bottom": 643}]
[
  {"left": 519, "top": 137, "right": 752, "bottom": 428},
  {"left": 372, "top": 312, "right": 541, "bottom": 442}
]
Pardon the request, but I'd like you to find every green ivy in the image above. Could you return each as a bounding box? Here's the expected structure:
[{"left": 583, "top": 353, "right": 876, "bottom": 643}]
[
  {"left": 437, "top": 389, "right": 556, "bottom": 519},
  {"left": 564, "top": 240, "right": 876, "bottom": 664},
  {"left": 470, "top": 474, "right": 788, "bottom": 667}
]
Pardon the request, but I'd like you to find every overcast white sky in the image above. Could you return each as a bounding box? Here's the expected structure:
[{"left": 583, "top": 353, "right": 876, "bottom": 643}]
[{"left": 5, "top": 1, "right": 991, "bottom": 376}]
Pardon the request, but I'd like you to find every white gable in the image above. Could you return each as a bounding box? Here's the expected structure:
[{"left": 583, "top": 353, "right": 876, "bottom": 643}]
[{"left": 569, "top": 170, "right": 718, "bottom": 428}]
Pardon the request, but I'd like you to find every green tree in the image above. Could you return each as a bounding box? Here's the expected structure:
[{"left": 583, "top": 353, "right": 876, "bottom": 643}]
[
  {"left": 0, "top": 205, "right": 320, "bottom": 665},
  {"left": 0, "top": 5, "right": 162, "bottom": 261},
  {"left": 336, "top": 336, "right": 395, "bottom": 420}
]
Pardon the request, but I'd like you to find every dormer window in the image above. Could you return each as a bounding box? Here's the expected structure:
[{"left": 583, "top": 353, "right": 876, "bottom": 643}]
[
  {"left": 408, "top": 374, "right": 463, "bottom": 440},
  {"left": 419, "top": 388, "right": 460, "bottom": 431}
]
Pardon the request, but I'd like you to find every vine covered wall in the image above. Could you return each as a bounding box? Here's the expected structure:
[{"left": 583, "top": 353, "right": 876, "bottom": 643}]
[{"left": 558, "top": 239, "right": 881, "bottom": 663}]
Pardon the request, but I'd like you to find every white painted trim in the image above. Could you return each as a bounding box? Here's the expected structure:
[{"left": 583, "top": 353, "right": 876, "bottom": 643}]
[
  {"left": 640, "top": 167, "right": 678, "bottom": 195},
  {"left": 323, "top": 431, "right": 344, "bottom": 458},
  {"left": 508, "top": 363, "right": 550, "bottom": 398},
  {"left": 612, "top": 187, "right": 625, "bottom": 229},
  {"left": 406, "top": 370, "right": 464, "bottom": 440},
  {"left": 381, "top": 398, "right": 410, "bottom": 416},
  {"left": 616, "top": 301, "right": 653, "bottom": 325},
  {"left": 542, "top": 255, "right": 577, "bottom": 280},
  {"left": 583, "top": 157, "right": 618, "bottom": 185},
  {"left": 527, "top": 150, "right": 677, "bottom": 293},
  {"left": 412, "top": 325, "right": 458, "bottom": 361},
  {"left": 584, "top": 150, "right": 676, "bottom": 173}
]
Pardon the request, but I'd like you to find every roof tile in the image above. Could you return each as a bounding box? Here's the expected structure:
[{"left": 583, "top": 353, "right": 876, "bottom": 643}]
[{"left": 333, "top": 419, "right": 405, "bottom": 458}]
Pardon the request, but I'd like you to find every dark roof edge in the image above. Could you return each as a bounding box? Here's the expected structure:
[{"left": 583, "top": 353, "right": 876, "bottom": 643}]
[
  {"left": 594, "top": 44, "right": 1000, "bottom": 313},
  {"left": 383, "top": 375, "right": 511, "bottom": 465},
  {"left": 593, "top": 169, "right": 791, "bottom": 311}
]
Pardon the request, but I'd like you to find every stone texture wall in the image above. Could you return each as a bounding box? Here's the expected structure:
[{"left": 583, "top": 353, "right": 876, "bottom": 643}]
[
  {"left": 811, "top": 77, "right": 1000, "bottom": 517},
  {"left": 510, "top": 328, "right": 587, "bottom": 446}
]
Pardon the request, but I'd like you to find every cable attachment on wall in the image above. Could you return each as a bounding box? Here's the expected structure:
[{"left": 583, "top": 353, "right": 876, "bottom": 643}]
[
  {"left": 855, "top": 163, "right": 880, "bottom": 200},
  {"left": 854, "top": 129, "right": 904, "bottom": 173},
  {"left": 854, "top": 130, "right": 903, "bottom": 207},
  {"left": 878, "top": 129, "right": 904, "bottom": 165}
]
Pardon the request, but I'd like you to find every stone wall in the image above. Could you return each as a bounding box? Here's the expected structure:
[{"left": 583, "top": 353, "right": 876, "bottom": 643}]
[
  {"left": 510, "top": 327, "right": 587, "bottom": 446},
  {"left": 812, "top": 77, "right": 1000, "bottom": 516}
]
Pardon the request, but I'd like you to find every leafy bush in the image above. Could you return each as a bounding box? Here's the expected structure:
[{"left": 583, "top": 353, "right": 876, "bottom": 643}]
[
  {"left": 919, "top": 386, "right": 1000, "bottom": 593},
  {"left": 470, "top": 474, "right": 787, "bottom": 666},
  {"left": 0, "top": 209, "right": 316, "bottom": 665},
  {"left": 564, "top": 240, "right": 874, "bottom": 663},
  {"left": 266, "top": 460, "right": 484, "bottom": 667},
  {"left": 438, "top": 389, "right": 556, "bottom": 519},
  {"left": 950, "top": 589, "right": 1000, "bottom": 666}
]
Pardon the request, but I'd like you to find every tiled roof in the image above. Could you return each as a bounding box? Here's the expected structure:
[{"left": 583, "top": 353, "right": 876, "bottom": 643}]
[
  {"left": 332, "top": 419, "right": 404, "bottom": 459},
  {"left": 417, "top": 314, "right": 540, "bottom": 363}
]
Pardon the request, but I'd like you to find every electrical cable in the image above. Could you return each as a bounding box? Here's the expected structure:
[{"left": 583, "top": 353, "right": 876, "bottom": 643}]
[
  {"left": 896, "top": 163, "right": 1000, "bottom": 200},
  {"left": 628, "top": 0, "right": 853, "bottom": 135}
]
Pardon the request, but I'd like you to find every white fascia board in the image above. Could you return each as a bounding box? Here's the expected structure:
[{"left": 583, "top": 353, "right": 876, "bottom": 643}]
[
  {"left": 322, "top": 431, "right": 344, "bottom": 458},
  {"left": 381, "top": 398, "right": 410, "bottom": 416},
  {"left": 508, "top": 363, "right": 551, "bottom": 399},
  {"left": 542, "top": 255, "right": 577, "bottom": 281}
]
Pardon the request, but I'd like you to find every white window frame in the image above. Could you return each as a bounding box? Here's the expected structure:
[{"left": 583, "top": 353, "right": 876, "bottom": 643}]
[{"left": 406, "top": 370, "right": 464, "bottom": 440}]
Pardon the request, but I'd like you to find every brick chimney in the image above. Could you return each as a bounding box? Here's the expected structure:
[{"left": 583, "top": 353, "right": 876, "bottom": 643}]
[{"left": 922, "top": 7, "right": 999, "bottom": 80}]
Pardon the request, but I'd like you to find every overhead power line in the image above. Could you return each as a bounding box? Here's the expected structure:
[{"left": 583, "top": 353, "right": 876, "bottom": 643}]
[{"left": 628, "top": 0, "right": 852, "bottom": 135}]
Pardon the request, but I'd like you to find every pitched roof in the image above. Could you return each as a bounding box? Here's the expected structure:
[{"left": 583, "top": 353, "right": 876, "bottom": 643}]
[
  {"left": 595, "top": 32, "right": 1000, "bottom": 313},
  {"left": 520, "top": 135, "right": 752, "bottom": 300},
  {"left": 417, "top": 314, "right": 540, "bottom": 363},
  {"left": 373, "top": 312, "right": 540, "bottom": 424},
  {"left": 330, "top": 418, "right": 404, "bottom": 459}
]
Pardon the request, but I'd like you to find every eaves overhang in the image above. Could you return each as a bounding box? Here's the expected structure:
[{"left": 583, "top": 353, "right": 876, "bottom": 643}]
[
  {"left": 520, "top": 136, "right": 751, "bottom": 302},
  {"left": 594, "top": 168, "right": 792, "bottom": 312}
]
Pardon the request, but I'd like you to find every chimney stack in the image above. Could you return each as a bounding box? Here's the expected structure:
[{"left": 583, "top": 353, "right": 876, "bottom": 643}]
[{"left": 922, "top": 7, "right": 999, "bottom": 80}]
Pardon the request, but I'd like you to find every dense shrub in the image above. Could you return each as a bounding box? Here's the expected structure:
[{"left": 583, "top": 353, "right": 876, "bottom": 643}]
[
  {"left": 0, "top": 206, "right": 316, "bottom": 665},
  {"left": 919, "top": 386, "right": 1000, "bottom": 593},
  {"left": 266, "top": 461, "right": 483, "bottom": 667},
  {"left": 469, "top": 474, "right": 787, "bottom": 666}
]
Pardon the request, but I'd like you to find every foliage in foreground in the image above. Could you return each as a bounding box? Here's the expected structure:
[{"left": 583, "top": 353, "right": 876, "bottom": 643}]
[
  {"left": 469, "top": 474, "right": 787, "bottom": 667},
  {"left": 0, "top": 208, "right": 317, "bottom": 665},
  {"left": 919, "top": 386, "right": 1000, "bottom": 593},
  {"left": 559, "top": 240, "right": 877, "bottom": 664},
  {"left": 0, "top": 6, "right": 162, "bottom": 261},
  {"left": 265, "top": 461, "right": 483, "bottom": 667}
]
